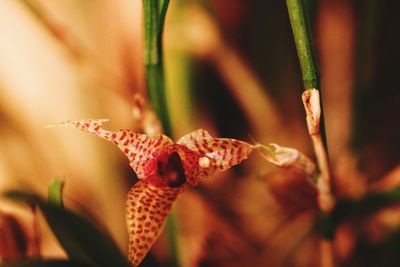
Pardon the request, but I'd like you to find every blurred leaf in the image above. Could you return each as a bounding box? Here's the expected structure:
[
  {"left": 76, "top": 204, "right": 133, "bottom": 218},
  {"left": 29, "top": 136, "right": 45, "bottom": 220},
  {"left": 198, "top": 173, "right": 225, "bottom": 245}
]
[
  {"left": 348, "top": 229, "right": 400, "bottom": 267},
  {"left": 1, "top": 259, "right": 96, "bottom": 267},
  {"left": 48, "top": 179, "right": 65, "bottom": 208},
  {"left": 1, "top": 259, "right": 94, "bottom": 267},
  {"left": 317, "top": 187, "right": 400, "bottom": 239},
  {"left": 4, "top": 191, "right": 131, "bottom": 267},
  {"left": 4, "top": 191, "right": 42, "bottom": 204},
  {"left": 18, "top": 0, "right": 83, "bottom": 59}
]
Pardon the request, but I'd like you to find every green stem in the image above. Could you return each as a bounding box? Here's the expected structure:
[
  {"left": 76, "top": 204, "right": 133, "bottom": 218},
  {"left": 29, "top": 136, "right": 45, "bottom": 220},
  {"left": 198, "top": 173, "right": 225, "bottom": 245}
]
[
  {"left": 286, "top": 0, "right": 328, "bottom": 150},
  {"left": 286, "top": 0, "right": 320, "bottom": 90},
  {"left": 142, "top": 1, "right": 180, "bottom": 266},
  {"left": 287, "top": 2, "right": 334, "bottom": 242},
  {"left": 143, "top": 0, "right": 172, "bottom": 136},
  {"left": 48, "top": 178, "right": 65, "bottom": 208}
]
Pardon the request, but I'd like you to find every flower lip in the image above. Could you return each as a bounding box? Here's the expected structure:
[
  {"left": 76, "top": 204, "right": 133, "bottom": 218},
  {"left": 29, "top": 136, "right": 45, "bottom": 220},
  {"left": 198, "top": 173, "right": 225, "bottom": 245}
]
[{"left": 147, "top": 150, "right": 187, "bottom": 188}]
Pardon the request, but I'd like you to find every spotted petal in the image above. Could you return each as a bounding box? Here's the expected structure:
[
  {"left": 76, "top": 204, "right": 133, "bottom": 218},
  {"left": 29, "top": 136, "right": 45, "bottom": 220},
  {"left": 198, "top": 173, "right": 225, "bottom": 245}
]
[
  {"left": 51, "top": 119, "right": 173, "bottom": 179},
  {"left": 177, "top": 129, "right": 254, "bottom": 171},
  {"left": 126, "top": 180, "right": 180, "bottom": 266}
]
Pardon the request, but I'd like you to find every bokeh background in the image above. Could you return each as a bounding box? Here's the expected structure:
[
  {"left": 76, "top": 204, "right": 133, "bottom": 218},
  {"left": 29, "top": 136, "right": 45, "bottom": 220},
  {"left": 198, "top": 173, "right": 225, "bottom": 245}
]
[{"left": 0, "top": 0, "right": 399, "bottom": 266}]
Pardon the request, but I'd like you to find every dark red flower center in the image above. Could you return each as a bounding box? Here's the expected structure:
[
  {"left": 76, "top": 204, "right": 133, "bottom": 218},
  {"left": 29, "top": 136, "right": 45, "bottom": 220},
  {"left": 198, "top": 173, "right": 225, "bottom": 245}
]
[{"left": 147, "top": 151, "right": 187, "bottom": 188}]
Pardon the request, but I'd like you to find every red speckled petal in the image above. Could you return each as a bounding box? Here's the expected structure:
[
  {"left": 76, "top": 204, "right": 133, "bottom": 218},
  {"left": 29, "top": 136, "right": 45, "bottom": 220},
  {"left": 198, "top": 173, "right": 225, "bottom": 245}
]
[
  {"left": 52, "top": 119, "right": 173, "bottom": 179},
  {"left": 48, "top": 119, "right": 113, "bottom": 139},
  {"left": 108, "top": 130, "right": 173, "bottom": 179},
  {"left": 177, "top": 129, "right": 254, "bottom": 171},
  {"left": 126, "top": 180, "right": 180, "bottom": 266},
  {"left": 173, "top": 145, "right": 215, "bottom": 187}
]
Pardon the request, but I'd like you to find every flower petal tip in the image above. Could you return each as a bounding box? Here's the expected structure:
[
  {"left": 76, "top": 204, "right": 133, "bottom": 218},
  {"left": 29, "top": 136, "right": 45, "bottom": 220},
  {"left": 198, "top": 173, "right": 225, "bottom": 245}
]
[
  {"left": 45, "top": 119, "right": 109, "bottom": 129},
  {"left": 45, "top": 121, "right": 73, "bottom": 128}
]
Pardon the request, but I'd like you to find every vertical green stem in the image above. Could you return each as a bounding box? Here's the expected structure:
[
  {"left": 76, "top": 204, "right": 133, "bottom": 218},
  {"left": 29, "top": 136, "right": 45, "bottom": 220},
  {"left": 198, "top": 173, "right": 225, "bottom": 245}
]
[
  {"left": 142, "top": 1, "right": 180, "bottom": 266},
  {"left": 143, "top": 0, "right": 172, "bottom": 136},
  {"left": 286, "top": 0, "right": 320, "bottom": 90},
  {"left": 286, "top": 0, "right": 328, "bottom": 150},
  {"left": 286, "top": 1, "right": 335, "bottom": 248}
]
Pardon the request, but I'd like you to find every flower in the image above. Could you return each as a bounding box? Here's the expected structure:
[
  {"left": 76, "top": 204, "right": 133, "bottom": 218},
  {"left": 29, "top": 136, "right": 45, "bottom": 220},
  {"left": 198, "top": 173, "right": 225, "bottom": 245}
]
[{"left": 52, "top": 119, "right": 253, "bottom": 266}]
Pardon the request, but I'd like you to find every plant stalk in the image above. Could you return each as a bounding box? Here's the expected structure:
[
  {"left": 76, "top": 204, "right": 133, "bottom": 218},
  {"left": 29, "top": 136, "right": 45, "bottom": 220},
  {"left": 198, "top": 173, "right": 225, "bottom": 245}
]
[
  {"left": 286, "top": 0, "right": 320, "bottom": 90},
  {"left": 143, "top": 0, "right": 172, "bottom": 136},
  {"left": 286, "top": 0, "right": 333, "bottom": 209},
  {"left": 286, "top": 1, "right": 335, "bottom": 265},
  {"left": 142, "top": 1, "right": 180, "bottom": 267}
]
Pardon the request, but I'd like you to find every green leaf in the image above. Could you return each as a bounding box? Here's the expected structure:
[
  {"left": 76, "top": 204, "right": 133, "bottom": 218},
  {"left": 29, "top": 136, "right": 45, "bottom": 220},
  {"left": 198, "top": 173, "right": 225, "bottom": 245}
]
[
  {"left": 4, "top": 191, "right": 131, "bottom": 267},
  {"left": 0, "top": 259, "right": 94, "bottom": 267},
  {"left": 158, "top": 0, "right": 170, "bottom": 36},
  {"left": 48, "top": 178, "right": 65, "bottom": 207}
]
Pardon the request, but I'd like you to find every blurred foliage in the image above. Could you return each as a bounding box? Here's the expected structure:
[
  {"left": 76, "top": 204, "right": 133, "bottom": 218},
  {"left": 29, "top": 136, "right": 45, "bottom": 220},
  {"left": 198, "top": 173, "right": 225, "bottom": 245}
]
[
  {"left": 3, "top": 191, "right": 131, "bottom": 267},
  {"left": 1, "top": 259, "right": 94, "bottom": 267},
  {"left": 0, "top": 0, "right": 399, "bottom": 266}
]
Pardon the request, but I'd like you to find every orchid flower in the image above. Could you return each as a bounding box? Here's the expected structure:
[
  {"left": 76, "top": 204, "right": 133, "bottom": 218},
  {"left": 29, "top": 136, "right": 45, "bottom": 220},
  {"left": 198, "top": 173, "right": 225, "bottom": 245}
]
[{"left": 52, "top": 119, "right": 253, "bottom": 266}]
